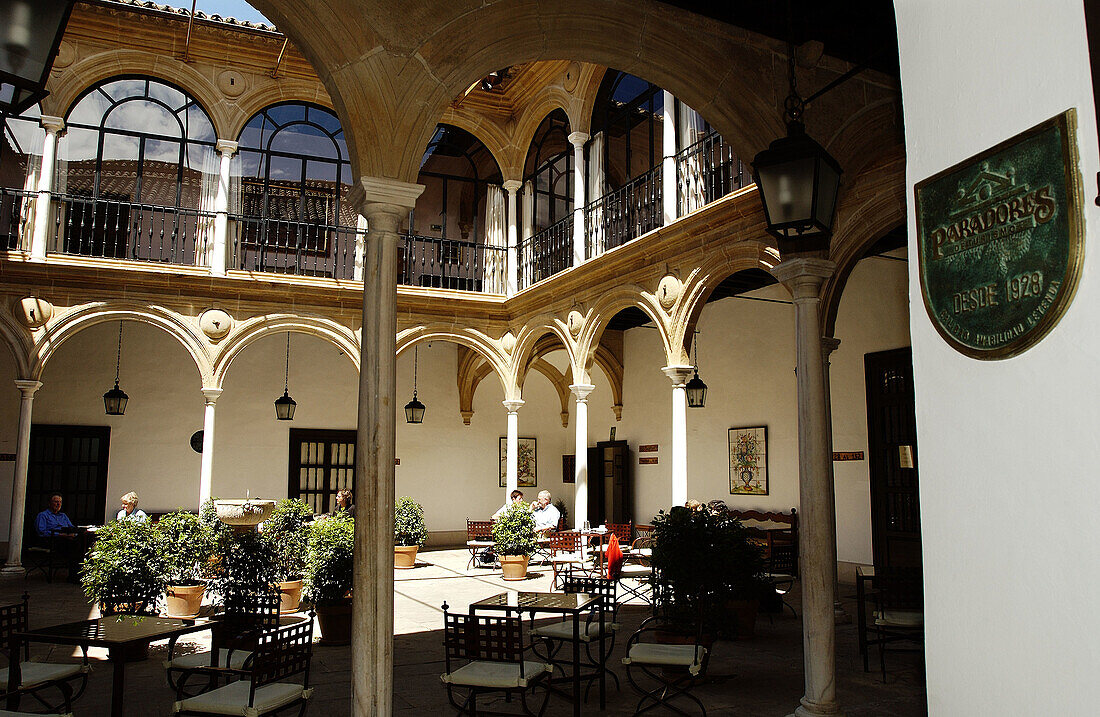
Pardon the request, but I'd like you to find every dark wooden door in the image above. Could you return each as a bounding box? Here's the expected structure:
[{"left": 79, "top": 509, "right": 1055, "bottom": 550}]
[
  {"left": 864, "top": 348, "right": 922, "bottom": 572},
  {"left": 590, "top": 440, "right": 631, "bottom": 524},
  {"left": 25, "top": 425, "right": 111, "bottom": 546},
  {"left": 288, "top": 429, "right": 356, "bottom": 515}
]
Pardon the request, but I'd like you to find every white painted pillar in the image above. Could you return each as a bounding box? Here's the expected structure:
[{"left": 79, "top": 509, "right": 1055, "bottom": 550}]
[
  {"left": 773, "top": 257, "right": 842, "bottom": 717},
  {"left": 503, "top": 180, "right": 521, "bottom": 296},
  {"left": 502, "top": 399, "right": 524, "bottom": 497},
  {"left": 198, "top": 388, "right": 221, "bottom": 507},
  {"left": 661, "top": 90, "right": 678, "bottom": 225},
  {"left": 661, "top": 365, "right": 694, "bottom": 507},
  {"left": 30, "top": 116, "right": 64, "bottom": 260},
  {"left": 210, "top": 140, "right": 238, "bottom": 275},
  {"left": 521, "top": 180, "right": 534, "bottom": 241},
  {"left": 351, "top": 176, "right": 423, "bottom": 717},
  {"left": 567, "top": 131, "right": 589, "bottom": 265},
  {"left": 570, "top": 384, "right": 595, "bottom": 529},
  {"left": 3, "top": 380, "right": 42, "bottom": 572}
]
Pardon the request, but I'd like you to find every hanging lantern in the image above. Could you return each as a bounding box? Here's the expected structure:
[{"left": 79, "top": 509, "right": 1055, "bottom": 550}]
[
  {"left": 274, "top": 332, "right": 296, "bottom": 420},
  {"left": 404, "top": 345, "right": 425, "bottom": 424},
  {"left": 0, "top": 0, "right": 75, "bottom": 115},
  {"left": 103, "top": 321, "right": 128, "bottom": 415},
  {"left": 686, "top": 334, "right": 707, "bottom": 408}
]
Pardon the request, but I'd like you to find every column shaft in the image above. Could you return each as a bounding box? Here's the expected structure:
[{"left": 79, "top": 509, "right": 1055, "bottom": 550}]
[
  {"left": 30, "top": 117, "right": 63, "bottom": 259},
  {"left": 210, "top": 140, "right": 237, "bottom": 275},
  {"left": 568, "top": 132, "right": 589, "bottom": 265},
  {"left": 199, "top": 388, "right": 222, "bottom": 507},
  {"left": 661, "top": 90, "right": 678, "bottom": 225},
  {"left": 570, "top": 384, "right": 595, "bottom": 529},
  {"left": 4, "top": 380, "right": 42, "bottom": 571},
  {"left": 503, "top": 400, "right": 524, "bottom": 496},
  {"left": 662, "top": 366, "right": 693, "bottom": 507},
  {"left": 503, "top": 180, "right": 521, "bottom": 296}
]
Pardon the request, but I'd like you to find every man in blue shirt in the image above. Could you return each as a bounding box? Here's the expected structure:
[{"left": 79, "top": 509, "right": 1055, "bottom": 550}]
[{"left": 35, "top": 493, "right": 75, "bottom": 537}]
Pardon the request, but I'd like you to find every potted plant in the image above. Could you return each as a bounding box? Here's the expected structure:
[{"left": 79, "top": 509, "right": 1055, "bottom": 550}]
[
  {"left": 304, "top": 513, "right": 354, "bottom": 644},
  {"left": 393, "top": 496, "right": 427, "bottom": 569},
  {"left": 263, "top": 498, "right": 313, "bottom": 612},
  {"left": 210, "top": 527, "right": 279, "bottom": 605},
  {"left": 491, "top": 502, "right": 537, "bottom": 581},
  {"left": 552, "top": 498, "right": 569, "bottom": 530},
  {"left": 156, "top": 510, "right": 215, "bottom": 618},
  {"left": 650, "top": 503, "right": 768, "bottom": 639}
]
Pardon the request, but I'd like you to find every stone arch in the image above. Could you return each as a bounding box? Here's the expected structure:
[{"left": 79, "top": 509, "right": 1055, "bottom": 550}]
[
  {"left": 226, "top": 82, "right": 339, "bottom": 139},
  {"left": 436, "top": 106, "right": 517, "bottom": 182},
  {"left": 31, "top": 303, "right": 211, "bottom": 383},
  {"left": 576, "top": 286, "right": 672, "bottom": 373},
  {"left": 43, "top": 49, "right": 232, "bottom": 140},
  {"left": 0, "top": 311, "right": 33, "bottom": 378},
  {"left": 396, "top": 325, "right": 513, "bottom": 399},
  {"left": 211, "top": 314, "right": 360, "bottom": 389},
  {"left": 511, "top": 319, "right": 578, "bottom": 385}
]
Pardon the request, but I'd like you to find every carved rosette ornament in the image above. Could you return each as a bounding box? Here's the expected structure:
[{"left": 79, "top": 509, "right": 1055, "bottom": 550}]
[
  {"left": 15, "top": 298, "right": 53, "bottom": 329},
  {"left": 566, "top": 310, "right": 584, "bottom": 336},
  {"left": 199, "top": 309, "right": 233, "bottom": 340},
  {"left": 500, "top": 331, "right": 516, "bottom": 354},
  {"left": 657, "top": 275, "right": 682, "bottom": 309}
]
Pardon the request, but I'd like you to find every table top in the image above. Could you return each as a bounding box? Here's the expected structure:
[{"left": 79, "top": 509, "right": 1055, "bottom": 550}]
[
  {"left": 856, "top": 565, "right": 875, "bottom": 578},
  {"left": 16, "top": 614, "right": 213, "bottom": 648},
  {"left": 471, "top": 591, "right": 599, "bottom": 615}
]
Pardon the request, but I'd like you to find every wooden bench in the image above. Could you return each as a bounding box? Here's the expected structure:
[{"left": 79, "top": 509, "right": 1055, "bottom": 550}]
[{"left": 725, "top": 508, "right": 798, "bottom": 560}]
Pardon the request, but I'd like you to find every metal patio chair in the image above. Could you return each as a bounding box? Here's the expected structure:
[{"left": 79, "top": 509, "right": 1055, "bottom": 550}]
[{"left": 0, "top": 594, "right": 89, "bottom": 715}]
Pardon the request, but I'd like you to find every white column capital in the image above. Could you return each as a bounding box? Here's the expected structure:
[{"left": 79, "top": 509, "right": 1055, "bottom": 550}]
[
  {"left": 215, "top": 139, "right": 239, "bottom": 155},
  {"left": 502, "top": 179, "right": 522, "bottom": 194},
  {"left": 14, "top": 379, "right": 42, "bottom": 397},
  {"left": 349, "top": 176, "right": 424, "bottom": 223},
  {"left": 202, "top": 387, "right": 223, "bottom": 405},
  {"left": 567, "top": 131, "right": 590, "bottom": 148},
  {"left": 661, "top": 365, "right": 695, "bottom": 387},
  {"left": 773, "top": 258, "right": 835, "bottom": 301},
  {"left": 502, "top": 399, "right": 525, "bottom": 414},
  {"left": 569, "top": 383, "right": 595, "bottom": 401},
  {"left": 39, "top": 115, "right": 64, "bottom": 134}
]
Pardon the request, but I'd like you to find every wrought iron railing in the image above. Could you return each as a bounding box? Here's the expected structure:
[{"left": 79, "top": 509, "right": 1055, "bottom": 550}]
[
  {"left": 1, "top": 188, "right": 35, "bottom": 251},
  {"left": 584, "top": 164, "right": 663, "bottom": 259},
  {"left": 400, "top": 234, "right": 508, "bottom": 293},
  {"left": 231, "top": 215, "right": 360, "bottom": 280},
  {"left": 51, "top": 194, "right": 212, "bottom": 265},
  {"left": 675, "top": 131, "right": 747, "bottom": 217},
  {"left": 518, "top": 214, "right": 573, "bottom": 290}
]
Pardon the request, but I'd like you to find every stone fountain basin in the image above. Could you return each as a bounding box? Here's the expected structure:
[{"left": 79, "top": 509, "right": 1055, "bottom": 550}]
[{"left": 214, "top": 499, "right": 276, "bottom": 526}]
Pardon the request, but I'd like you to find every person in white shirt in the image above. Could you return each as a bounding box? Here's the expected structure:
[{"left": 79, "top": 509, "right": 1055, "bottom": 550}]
[
  {"left": 116, "top": 491, "right": 149, "bottom": 523},
  {"left": 531, "top": 490, "right": 560, "bottom": 533},
  {"left": 492, "top": 489, "right": 525, "bottom": 519}
]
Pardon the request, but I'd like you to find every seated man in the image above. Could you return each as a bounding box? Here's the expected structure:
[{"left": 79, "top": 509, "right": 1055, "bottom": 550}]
[
  {"left": 530, "top": 490, "right": 560, "bottom": 534},
  {"left": 492, "top": 489, "right": 524, "bottom": 519},
  {"left": 35, "top": 493, "right": 76, "bottom": 538}
]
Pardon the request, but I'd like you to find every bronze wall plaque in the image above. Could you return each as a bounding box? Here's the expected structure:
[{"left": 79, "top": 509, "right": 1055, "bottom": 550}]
[
  {"left": 639, "top": 456, "right": 659, "bottom": 465},
  {"left": 914, "top": 110, "right": 1084, "bottom": 359},
  {"left": 638, "top": 444, "right": 659, "bottom": 453},
  {"left": 832, "top": 451, "right": 865, "bottom": 462}
]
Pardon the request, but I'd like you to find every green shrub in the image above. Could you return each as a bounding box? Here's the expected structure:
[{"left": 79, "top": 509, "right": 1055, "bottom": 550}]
[
  {"left": 263, "top": 498, "right": 313, "bottom": 581},
  {"left": 81, "top": 519, "right": 167, "bottom": 610},
  {"left": 156, "top": 510, "right": 215, "bottom": 585},
  {"left": 393, "top": 496, "right": 427, "bottom": 547},
  {"left": 491, "top": 502, "right": 537, "bottom": 556},
  {"left": 210, "top": 529, "right": 279, "bottom": 601},
  {"left": 304, "top": 514, "right": 354, "bottom": 604}
]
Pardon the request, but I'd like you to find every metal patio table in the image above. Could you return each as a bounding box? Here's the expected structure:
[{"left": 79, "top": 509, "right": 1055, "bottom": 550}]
[
  {"left": 471, "top": 590, "right": 605, "bottom": 716},
  {"left": 9, "top": 614, "right": 214, "bottom": 717}
]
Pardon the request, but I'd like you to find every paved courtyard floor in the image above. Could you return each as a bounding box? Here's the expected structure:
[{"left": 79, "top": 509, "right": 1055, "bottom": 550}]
[{"left": 0, "top": 548, "right": 926, "bottom": 716}]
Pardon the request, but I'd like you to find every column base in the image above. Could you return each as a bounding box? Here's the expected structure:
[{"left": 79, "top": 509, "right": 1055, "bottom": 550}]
[
  {"left": 788, "top": 697, "right": 845, "bottom": 717},
  {"left": 1, "top": 564, "right": 25, "bottom": 577}
]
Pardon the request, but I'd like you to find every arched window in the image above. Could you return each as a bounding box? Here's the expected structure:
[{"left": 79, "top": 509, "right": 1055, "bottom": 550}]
[
  {"left": 1, "top": 104, "right": 44, "bottom": 250},
  {"left": 590, "top": 71, "right": 663, "bottom": 191},
  {"left": 234, "top": 103, "right": 355, "bottom": 277},
  {"left": 522, "top": 110, "right": 572, "bottom": 232},
  {"left": 57, "top": 77, "right": 217, "bottom": 261}
]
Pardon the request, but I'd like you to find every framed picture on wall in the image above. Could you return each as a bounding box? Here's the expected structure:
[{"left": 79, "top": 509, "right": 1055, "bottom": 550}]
[
  {"left": 499, "top": 437, "right": 537, "bottom": 487},
  {"left": 729, "top": 426, "right": 768, "bottom": 495}
]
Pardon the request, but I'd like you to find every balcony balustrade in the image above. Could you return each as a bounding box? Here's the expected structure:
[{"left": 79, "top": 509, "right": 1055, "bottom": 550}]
[
  {"left": 518, "top": 214, "right": 573, "bottom": 290},
  {"left": 401, "top": 234, "right": 508, "bottom": 293},
  {"left": 231, "top": 214, "right": 360, "bottom": 280},
  {"left": 584, "top": 163, "right": 663, "bottom": 260},
  {"left": 1, "top": 188, "right": 34, "bottom": 251},
  {"left": 676, "top": 132, "right": 746, "bottom": 218}
]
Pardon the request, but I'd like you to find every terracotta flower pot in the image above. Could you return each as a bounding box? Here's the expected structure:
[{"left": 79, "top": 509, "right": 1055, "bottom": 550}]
[
  {"left": 394, "top": 545, "right": 419, "bottom": 569},
  {"left": 164, "top": 583, "right": 205, "bottom": 618},
  {"left": 499, "top": 554, "right": 529, "bottom": 581},
  {"left": 315, "top": 601, "right": 353, "bottom": 645},
  {"left": 724, "top": 598, "right": 759, "bottom": 639},
  {"left": 276, "top": 579, "right": 303, "bottom": 614}
]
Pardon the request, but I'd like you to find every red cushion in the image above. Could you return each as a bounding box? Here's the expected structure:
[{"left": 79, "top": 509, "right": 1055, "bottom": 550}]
[{"left": 605, "top": 534, "right": 625, "bottom": 580}]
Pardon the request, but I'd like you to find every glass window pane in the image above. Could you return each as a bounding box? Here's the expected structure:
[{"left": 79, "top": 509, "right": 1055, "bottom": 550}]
[
  {"left": 68, "top": 90, "right": 112, "bottom": 127},
  {"left": 99, "top": 134, "right": 140, "bottom": 199},
  {"left": 146, "top": 81, "right": 186, "bottom": 111},
  {"left": 270, "top": 123, "right": 338, "bottom": 159},
  {"left": 183, "top": 104, "right": 216, "bottom": 143},
  {"left": 105, "top": 100, "right": 182, "bottom": 138}
]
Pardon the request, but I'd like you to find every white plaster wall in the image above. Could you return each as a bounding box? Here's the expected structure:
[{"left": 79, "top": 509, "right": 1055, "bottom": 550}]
[
  {"left": 895, "top": 1, "right": 1100, "bottom": 713},
  {"left": 0, "top": 345, "right": 19, "bottom": 540}
]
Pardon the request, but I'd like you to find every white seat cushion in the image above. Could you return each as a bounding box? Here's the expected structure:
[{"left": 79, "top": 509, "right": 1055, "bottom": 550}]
[
  {"left": 441, "top": 660, "right": 552, "bottom": 689},
  {"left": 165, "top": 648, "right": 253, "bottom": 670},
  {"left": 623, "top": 643, "right": 706, "bottom": 675},
  {"left": 874, "top": 609, "right": 923, "bottom": 627},
  {"left": 0, "top": 661, "right": 87, "bottom": 690},
  {"left": 627, "top": 547, "right": 652, "bottom": 558},
  {"left": 550, "top": 552, "right": 583, "bottom": 563},
  {"left": 467, "top": 540, "right": 493, "bottom": 547},
  {"left": 618, "top": 564, "right": 652, "bottom": 578},
  {"left": 530, "top": 619, "right": 618, "bottom": 643},
  {"left": 172, "top": 680, "right": 311, "bottom": 716}
]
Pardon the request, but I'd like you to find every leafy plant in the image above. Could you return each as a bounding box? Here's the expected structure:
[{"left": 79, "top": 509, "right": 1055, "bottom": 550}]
[
  {"left": 210, "top": 529, "right": 279, "bottom": 601},
  {"left": 491, "top": 502, "right": 537, "bottom": 556},
  {"left": 81, "top": 519, "right": 168, "bottom": 611},
  {"left": 304, "top": 514, "right": 354, "bottom": 605},
  {"left": 552, "top": 498, "right": 569, "bottom": 529},
  {"left": 156, "top": 510, "right": 215, "bottom": 585},
  {"left": 394, "top": 496, "right": 427, "bottom": 547},
  {"left": 263, "top": 498, "right": 313, "bottom": 581}
]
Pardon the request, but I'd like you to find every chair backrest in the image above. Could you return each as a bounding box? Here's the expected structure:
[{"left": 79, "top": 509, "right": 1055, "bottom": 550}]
[
  {"left": 549, "top": 530, "right": 580, "bottom": 554},
  {"left": 442, "top": 605, "right": 524, "bottom": 675},
  {"left": 605, "top": 522, "right": 631, "bottom": 543},
  {"left": 249, "top": 620, "right": 314, "bottom": 698},
  {"left": 0, "top": 594, "right": 30, "bottom": 663},
  {"left": 467, "top": 519, "right": 493, "bottom": 541},
  {"left": 768, "top": 540, "right": 798, "bottom": 577},
  {"left": 215, "top": 590, "right": 281, "bottom": 649},
  {"left": 561, "top": 569, "right": 617, "bottom": 616},
  {"left": 633, "top": 524, "right": 654, "bottom": 541}
]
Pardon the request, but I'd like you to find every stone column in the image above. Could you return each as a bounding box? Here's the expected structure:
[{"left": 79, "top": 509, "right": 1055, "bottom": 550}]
[
  {"left": 210, "top": 140, "right": 238, "bottom": 275},
  {"left": 30, "top": 116, "right": 64, "bottom": 260},
  {"left": 3, "top": 380, "right": 42, "bottom": 572},
  {"left": 821, "top": 337, "right": 850, "bottom": 624},
  {"left": 503, "top": 180, "right": 521, "bottom": 296},
  {"left": 773, "top": 257, "right": 843, "bottom": 717},
  {"left": 198, "top": 388, "right": 222, "bottom": 507},
  {"left": 661, "top": 90, "right": 678, "bottom": 225},
  {"left": 570, "top": 384, "right": 595, "bottom": 529},
  {"left": 351, "top": 176, "right": 423, "bottom": 717},
  {"left": 661, "top": 365, "right": 694, "bottom": 507},
  {"left": 354, "top": 215, "right": 368, "bottom": 282},
  {"left": 502, "top": 399, "right": 524, "bottom": 497},
  {"left": 568, "top": 131, "right": 589, "bottom": 266}
]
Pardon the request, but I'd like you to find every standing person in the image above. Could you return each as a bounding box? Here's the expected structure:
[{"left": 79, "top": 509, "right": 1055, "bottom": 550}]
[
  {"left": 335, "top": 488, "right": 355, "bottom": 519},
  {"left": 492, "top": 489, "right": 525, "bottom": 519},
  {"left": 531, "top": 490, "right": 560, "bottom": 534},
  {"left": 116, "top": 491, "right": 149, "bottom": 522}
]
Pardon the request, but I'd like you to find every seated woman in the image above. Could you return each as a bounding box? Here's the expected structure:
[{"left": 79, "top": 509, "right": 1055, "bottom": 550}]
[{"left": 116, "top": 491, "right": 149, "bottom": 522}]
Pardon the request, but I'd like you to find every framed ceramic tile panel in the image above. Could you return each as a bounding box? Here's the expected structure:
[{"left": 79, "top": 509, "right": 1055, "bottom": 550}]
[
  {"left": 729, "top": 426, "right": 768, "bottom": 495},
  {"left": 499, "top": 436, "right": 537, "bottom": 487}
]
